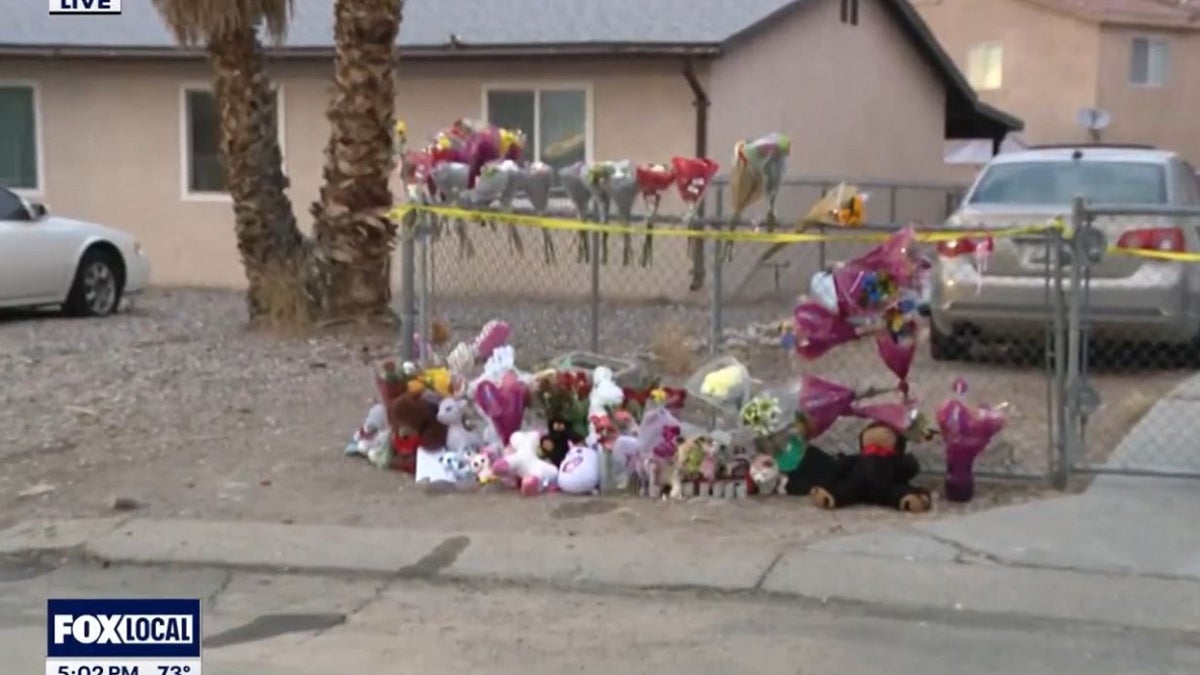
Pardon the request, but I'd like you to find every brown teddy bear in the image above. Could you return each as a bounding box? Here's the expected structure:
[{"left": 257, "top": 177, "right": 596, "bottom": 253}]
[
  {"left": 810, "top": 422, "right": 932, "bottom": 512},
  {"left": 387, "top": 394, "right": 449, "bottom": 475}
]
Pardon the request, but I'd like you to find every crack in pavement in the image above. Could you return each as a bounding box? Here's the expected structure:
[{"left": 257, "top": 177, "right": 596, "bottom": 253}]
[
  {"left": 916, "top": 530, "right": 1199, "bottom": 583},
  {"left": 204, "top": 568, "right": 234, "bottom": 613},
  {"left": 307, "top": 535, "right": 473, "bottom": 642},
  {"left": 753, "top": 549, "right": 788, "bottom": 591}
]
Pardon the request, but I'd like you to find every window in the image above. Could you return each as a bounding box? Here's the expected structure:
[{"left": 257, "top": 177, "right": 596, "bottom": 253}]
[
  {"left": 182, "top": 86, "right": 284, "bottom": 197},
  {"left": 0, "top": 85, "right": 40, "bottom": 192},
  {"left": 0, "top": 186, "right": 29, "bottom": 221},
  {"left": 966, "top": 43, "right": 1003, "bottom": 91},
  {"left": 968, "top": 161, "right": 1167, "bottom": 206},
  {"left": 484, "top": 86, "right": 589, "bottom": 176},
  {"left": 1130, "top": 37, "right": 1168, "bottom": 86}
]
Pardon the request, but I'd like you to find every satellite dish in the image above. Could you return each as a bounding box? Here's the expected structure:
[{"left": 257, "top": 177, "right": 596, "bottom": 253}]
[{"left": 1076, "top": 107, "right": 1112, "bottom": 132}]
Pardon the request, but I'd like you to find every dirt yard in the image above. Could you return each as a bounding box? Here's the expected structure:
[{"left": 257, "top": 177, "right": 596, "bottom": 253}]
[{"left": 0, "top": 289, "right": 1183, "bottom": 543}]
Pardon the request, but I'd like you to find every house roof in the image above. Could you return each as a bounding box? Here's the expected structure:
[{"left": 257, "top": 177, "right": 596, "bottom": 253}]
[
  {"left": 1020, "top": 0, "right": 1200, "bottom": 27},
  {"left": 0, "top": 0, "right": 1020, "bottom": 136}
]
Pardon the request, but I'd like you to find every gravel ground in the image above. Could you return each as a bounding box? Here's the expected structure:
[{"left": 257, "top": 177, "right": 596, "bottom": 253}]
[{"left": 0, "top": 288, "right": 1183, "bottom": 538}]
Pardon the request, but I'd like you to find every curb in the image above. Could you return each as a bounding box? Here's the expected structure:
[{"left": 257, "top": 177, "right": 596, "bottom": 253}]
[{"left": 3, "top": 517, "right": 1199, "bottom": 635}]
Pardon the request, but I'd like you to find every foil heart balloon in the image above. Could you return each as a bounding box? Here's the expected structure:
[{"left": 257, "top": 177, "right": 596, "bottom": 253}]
[{"left": 474, "top": 374, "right": 527, "bottom": 446}]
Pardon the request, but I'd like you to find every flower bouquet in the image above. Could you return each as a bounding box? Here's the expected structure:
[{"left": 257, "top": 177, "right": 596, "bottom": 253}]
[
  {"left": 671, "top": 156, "right": 720, "bottom": 277},
  {"left": 532, "top": 369, "right": 593, "bottom": 440},
  {"left": 518, "top": 162, "right": 557, "bottom": 263},
  {"left": 601, "top": 160, "right": 639, "bottom": 266},
  {"left": 936, "top": 378, "right": 1008, "bottom": 502},
  {"left": 802, "top": 182, "right": 867, "bottom": 228},
  {"left": 558, "top": 162, "right": 595, "bottom": 263},
  {"left": 727, "top": 132, "right": 791, "bottom": 260},
  {"left": 635, "top": 163, "right": 675, "bottom": 267},
  {"left": 585, "top": 161, "right": 617, "bottom": 264}
]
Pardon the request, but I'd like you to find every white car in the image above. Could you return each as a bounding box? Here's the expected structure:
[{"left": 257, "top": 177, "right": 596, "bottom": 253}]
[{"left": 0, "top": 185, "right": 151, "bottom": 316}]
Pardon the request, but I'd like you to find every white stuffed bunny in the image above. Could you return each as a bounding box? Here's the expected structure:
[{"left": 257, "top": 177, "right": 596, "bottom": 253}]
[
  {"left": 437, "top": 397, "right": 481, "bottom": 453},
  {"left": 587, "top": 366, "right": 625, "bottom": 440}
]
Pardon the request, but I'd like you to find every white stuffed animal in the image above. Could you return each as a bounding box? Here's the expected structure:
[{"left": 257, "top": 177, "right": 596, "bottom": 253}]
[
  {"left": 588, "top": 366, "right": 624, "bottom": 417},
  {"left": 491, "top": 430, "right": 558, "bottom": 496},
  {"left": 557, "top": 440, "right": 601, "bottom": 495},
  {"left": 345, "top": 403, "right": 388, "bottom": 457},
  {"left": 436, "top": 397, "right": 481, "bottom": 453}
]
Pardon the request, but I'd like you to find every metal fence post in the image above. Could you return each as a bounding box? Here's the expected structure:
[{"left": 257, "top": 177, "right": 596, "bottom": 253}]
[
  {"left": 710, "top": 188, "right": 724, "bottom": 357},
  {"left": 415, "top": 214, "right": 430, "bottom": 363},
  {"left": 1049, "top": 224, "right": 1069, "bottom": 490},
  {"left": 589, "top": 230, "right": 601, "bottom": 353},
  {"left": 1059, "top": 196, "right": 1087, "bottom": 487},
  {"left": 399, "top": 210, "right": 417, "bottom": 362}
]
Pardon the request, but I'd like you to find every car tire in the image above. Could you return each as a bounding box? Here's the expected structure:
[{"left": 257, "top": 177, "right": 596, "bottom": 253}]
[
  {"left": 929, "top": 323, "right": 969, "bottom": 362},
  {"left": 64, "top": 248, "right": 124, "bottom": 317}
]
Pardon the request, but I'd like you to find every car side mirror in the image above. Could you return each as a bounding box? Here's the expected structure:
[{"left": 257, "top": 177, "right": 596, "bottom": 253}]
[{"left": 28, "top": 202, "right": 47, "bottom": 219}]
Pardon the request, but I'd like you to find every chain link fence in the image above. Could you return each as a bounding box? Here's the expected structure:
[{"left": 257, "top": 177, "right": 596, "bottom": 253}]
[
  {"left": 1063, "top": 201, "right": 1200, "bottom": 480},
  {"left": 397, "top": 178, "right": 1200, "bottom": 486}
]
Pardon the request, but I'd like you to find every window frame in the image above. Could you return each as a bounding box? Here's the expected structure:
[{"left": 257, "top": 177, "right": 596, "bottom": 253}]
[
  {"left": 965, "top": 42, "right": 1003, "bottom": 91},
  {"left": 1129, "top": 36, "right": 1169, "bottom": 87},
  {"left": 0, "top": 80, "right": 46, "bottom": 199},
  {"left": 479, "top": 82, "right": 594, "bottom": 166},
  {"left": 179, "top": 82, "right": 287, "bottom": 202}
]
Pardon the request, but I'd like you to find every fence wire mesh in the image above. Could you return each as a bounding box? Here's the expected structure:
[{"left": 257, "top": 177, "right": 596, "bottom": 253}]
[
  {"left": 403, "top": 178, "right": 1200, "bottom": 485},
  {"left": 1065, "top": 203, "right": 1200, "bottom": 479}
]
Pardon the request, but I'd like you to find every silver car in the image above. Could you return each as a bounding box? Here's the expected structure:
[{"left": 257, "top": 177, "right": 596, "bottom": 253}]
[{"left": 929, "top": 145, "right": 1200, "bottom": 360}]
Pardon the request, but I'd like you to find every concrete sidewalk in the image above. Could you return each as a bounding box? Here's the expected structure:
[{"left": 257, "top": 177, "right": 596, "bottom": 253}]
[
  {"left": 4, "top": 481, "right": 1199, "bottom": 635},
  {"left": 1103, "top": 374, "right": 1200, "bottom": 474}
]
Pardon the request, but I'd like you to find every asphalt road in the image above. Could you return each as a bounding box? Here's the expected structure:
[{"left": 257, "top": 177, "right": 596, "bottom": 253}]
[{"left": 3, "top": 556, "right": 1197, "bottom": 675}]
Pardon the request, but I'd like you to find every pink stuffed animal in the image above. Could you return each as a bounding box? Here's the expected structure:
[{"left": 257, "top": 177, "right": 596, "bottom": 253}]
[{"left": 491, "top": 430, "right": 559, "bottom": 496}]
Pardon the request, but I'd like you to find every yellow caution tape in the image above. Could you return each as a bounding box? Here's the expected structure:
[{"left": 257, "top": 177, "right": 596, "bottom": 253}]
[
  {"left": 1108, "top": 247, "right": 1200, "bottom": 263},
  {"left": 388, "top": 204, "right": 1057, "bottom": 245}
]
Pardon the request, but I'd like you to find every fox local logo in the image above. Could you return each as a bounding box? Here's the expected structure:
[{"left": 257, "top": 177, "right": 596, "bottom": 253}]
[
  {"left": 47, "top": 599, "right": 201, "bottom": 658},
  {"left": 53, "top": 614, "right": 194, "bottom": 645}
]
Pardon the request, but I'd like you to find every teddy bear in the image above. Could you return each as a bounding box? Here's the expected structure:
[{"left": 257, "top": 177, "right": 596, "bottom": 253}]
[
  {"left": 388, "top": 394, "right": 449, "bottom": 476},
  {"left": 491, "top": 429, "right": 559, "bottom": 496},
  {"left": 667, "top": 434, "right": 720, "bottom": 499},
  {"left": 810, "top": 422, "right": 932, "bottom": 512}
]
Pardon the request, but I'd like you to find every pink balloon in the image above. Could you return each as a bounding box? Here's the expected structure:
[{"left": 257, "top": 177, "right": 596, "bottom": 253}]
[
  {"left": 793, "top": 302, "right": 859, "bottom": 360},
  {"left": 474, "top": 378, "right": 527, "bottom": 446},
  {"left": 473, "top": 320, "right": 511, "bottom": 360}
]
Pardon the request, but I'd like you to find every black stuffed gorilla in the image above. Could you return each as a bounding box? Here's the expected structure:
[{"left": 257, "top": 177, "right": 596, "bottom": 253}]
[
  {"left": 539, "top": 417, "right": 582, "bottom": 468},
  {"left": 809, "top": 423, "right": 932, "bottom": 512}
]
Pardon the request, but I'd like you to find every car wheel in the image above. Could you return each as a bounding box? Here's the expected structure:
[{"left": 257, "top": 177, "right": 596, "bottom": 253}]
[
  {"left": 929, "top": 323, "right": 969, "bottom": 362},
  {"left": 64, "top": 248, "right": 123, "bottom": 317}
]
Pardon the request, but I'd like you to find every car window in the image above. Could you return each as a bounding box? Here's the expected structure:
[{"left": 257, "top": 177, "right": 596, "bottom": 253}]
[
  {"left": 0, "top": 186, "right": 29, "bottom": 220},
  {"left": 1179, "top": 161, "right": 1200, "bottom": 204},
  {"left": 968, "top": 160, "right": 1167, "bottom": 206}
]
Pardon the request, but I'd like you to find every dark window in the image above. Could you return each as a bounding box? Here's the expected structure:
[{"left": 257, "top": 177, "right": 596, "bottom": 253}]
[{"left": 969, "top": 161, "right": 1167, "bottom": 206}]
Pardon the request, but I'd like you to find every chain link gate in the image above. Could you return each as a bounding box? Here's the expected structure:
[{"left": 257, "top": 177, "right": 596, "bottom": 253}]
[{"left": 1063, "top": 198, "right": 1200, "bottom": 481}]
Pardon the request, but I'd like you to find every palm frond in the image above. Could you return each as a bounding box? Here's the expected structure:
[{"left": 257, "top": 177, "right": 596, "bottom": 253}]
[{"left": 150, "top": 0, "right": 294, "bottom": 45}]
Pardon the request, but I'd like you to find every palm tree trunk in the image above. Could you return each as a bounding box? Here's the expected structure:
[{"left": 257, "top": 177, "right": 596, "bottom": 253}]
[
  {"left": 207, "top": 25, "right": 313, "bottom": 324},
  {"left": 311, "top": 0, "right": 403, "bottom": 322}
]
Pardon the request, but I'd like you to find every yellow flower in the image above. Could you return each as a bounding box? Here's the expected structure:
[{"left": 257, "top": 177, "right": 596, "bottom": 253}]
[
  {"left": 422, "top": 367, "right": 453, "bottom": 396},
  {"left": 394, "top": 119, "right": 407, "bottom": 139},
  {"left": 650, "top": 388, "right": 667, "bottom": 404}
]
